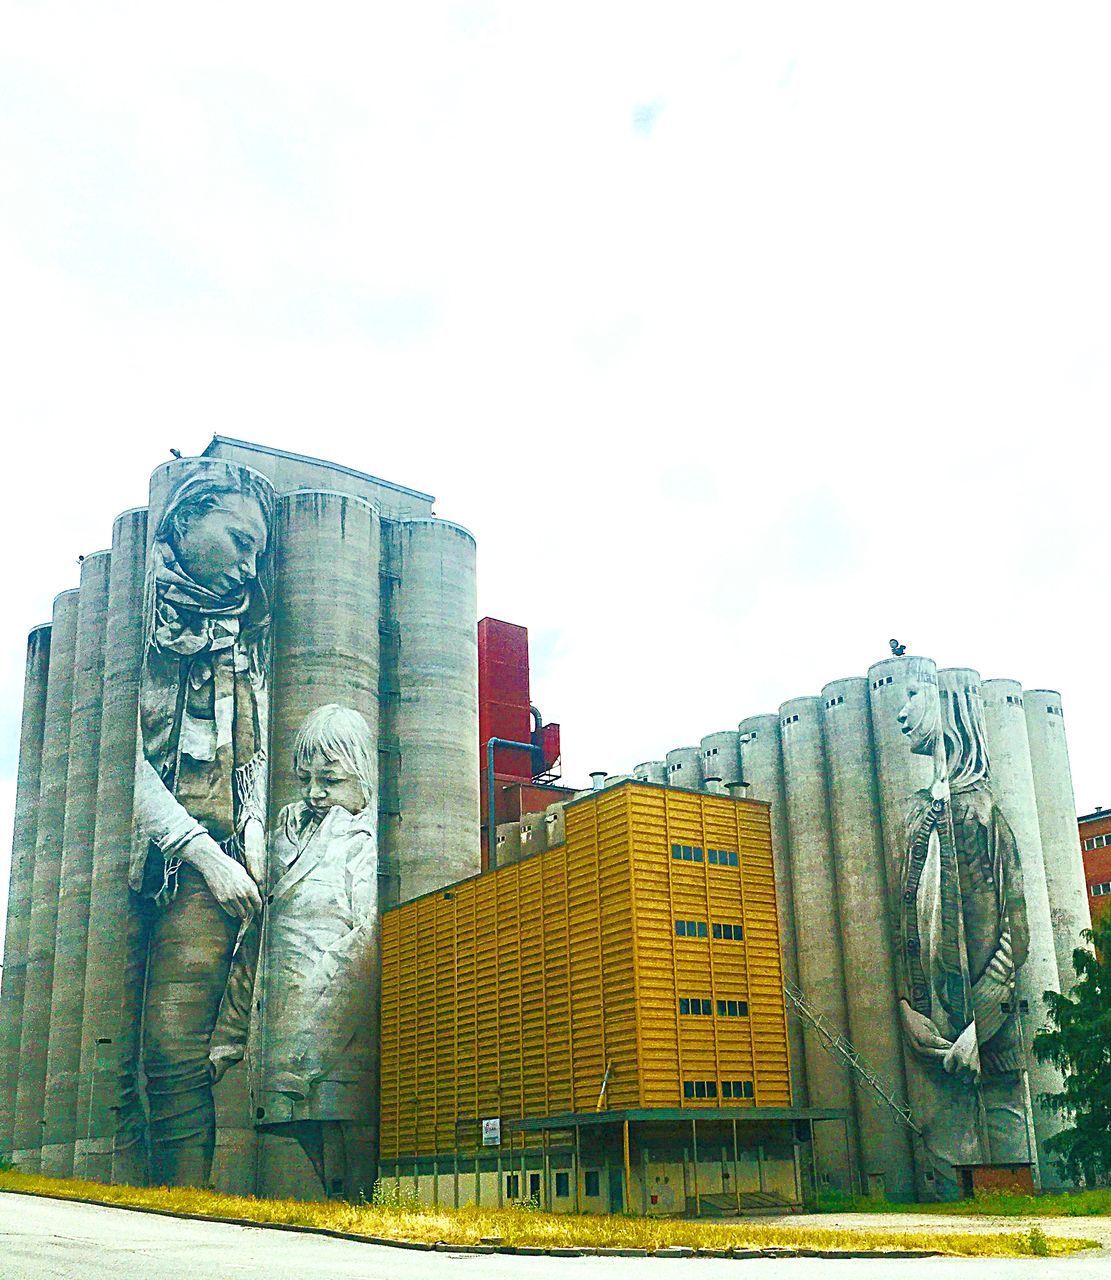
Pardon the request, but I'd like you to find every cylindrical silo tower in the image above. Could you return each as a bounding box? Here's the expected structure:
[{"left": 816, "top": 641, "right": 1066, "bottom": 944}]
[
  {"left": 12, "top": 589, "right": 80, "bottom": 1171},
  {"left": 665, "top": 746, "right": 703, "bottom": 791},
  {"left": 0, "top": 624, "right": 52, "bottom": 1163},
  {"left": 981, "top": 678, "right": 1066, "bottom": 1187},
  {"left": 544, "top": 802, "right": 566, "bottom": 848},
  {"left": 821, "top": 677, "right": 915, "bottom": 1200},
  {"left": 1023, "top": 690, "right": 1092, "bottom": 993},
  {"left": 778, "top": 696, "right": 858, "bottom": 1189},
  {"left": 393, "top": 519, "right": 480, "bottom": 902},
  {"left": 74, "top": 508, "right": 148, "bottom": 1185},
  {"left": 41, "top": 549, "right": 112, "bottom": 1177},
  {"left": 632, "top": 761, "right": 667, "bottom": 785},
  {"left": 700, "top": 730, "right": 741, "bottom": 787},
  {"left": 257, "top": 488, "right": 382, "bottom": 1199},
  {"left": 738, "top": 713, "right": 807, "bottom": 1106}
]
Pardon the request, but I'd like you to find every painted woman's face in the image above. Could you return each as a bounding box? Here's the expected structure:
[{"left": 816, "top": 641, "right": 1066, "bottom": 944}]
[
  {"left": 173, "top": 494, "right": 268, "bottom": 595},
  {"left": 897, "top": 678, "right": 940, "bottom": 756},
  {"left": 298, "top": 750, "right": 366, "bottom": 817}
]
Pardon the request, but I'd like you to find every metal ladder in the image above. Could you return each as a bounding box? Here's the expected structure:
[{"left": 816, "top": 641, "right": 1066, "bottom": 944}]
[{"left": 784, "top": 979, "right": 922, "bottom": 1137}]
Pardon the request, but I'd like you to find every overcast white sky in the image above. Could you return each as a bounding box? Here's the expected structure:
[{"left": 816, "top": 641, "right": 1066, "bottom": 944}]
[{"left": 1, "top": 4, "right": 1108, "bottom": 934}]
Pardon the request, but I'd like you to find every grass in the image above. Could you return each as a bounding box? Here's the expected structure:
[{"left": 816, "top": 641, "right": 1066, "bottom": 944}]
[
  {"left": 0, "top": 1170, "right": 1095, "bottom": 1257},
  {"left": 814, "top": 1186, "right": 1111, "bottom": 1218}
]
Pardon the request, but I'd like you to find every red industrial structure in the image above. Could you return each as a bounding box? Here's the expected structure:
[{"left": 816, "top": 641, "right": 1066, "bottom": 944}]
[
  {"left": 1078, "top": 806, "right": 1111, "bottom": 932},
  {"left": 478, "top": 617, "right": 575, "bottom": 868}
]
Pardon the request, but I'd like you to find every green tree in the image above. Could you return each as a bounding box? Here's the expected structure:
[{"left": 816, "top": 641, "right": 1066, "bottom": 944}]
[{"left": 1032, "top": 915, "right": 1111, "bottom": 1186}]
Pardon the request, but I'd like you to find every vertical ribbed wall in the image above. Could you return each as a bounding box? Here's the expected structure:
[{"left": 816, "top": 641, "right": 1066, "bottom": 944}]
[
  {"left": 665, "top": 746, "right": 703, "bottom": 791},
  {"left": 738, "top": 714, "right": 808, "bottom": 1106},
  {"left": 74, "top": 508, "right": 148, "bottom": 1185},
  {"left": 0, "top": 624, "right": 52, "bottom": 1160},
  {"left": 981, "top": 679, "right": 1065, "bottom": 1186},
  {"left": 778, "top": 696, "right": 857, "bottom": 1188},
  {"left": 821, "top": 677, "right": 915, "bottom": 1199},
  {"left": 261, "top": 489, "right": 382, "bottom": 1198},
  {"left": 393, "top": 519, "right": 479, "bottom": 902},
  {"left": 12, "top": 589, "right": 80, "bottom": 1169},
  {"left": 41, "top": 550, "right": 112, "bottom": 1176},
  {"left": 700, "top": 730, "right": 741, "bottom": 786},
  {"left": 1023, "top": 691, "right": 1092, "bottom": 992}
]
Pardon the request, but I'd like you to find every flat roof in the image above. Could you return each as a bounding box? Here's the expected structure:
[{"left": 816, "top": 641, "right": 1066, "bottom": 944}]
[
  {"left": 203, "top": 435, "right": 435, "bottom": 503},
  {"left": 501, "top": 1107, "right": 851, "bottom": 1130},
  {"left": 1079, "top": 808, "right": 1109, "bottom": 825}
]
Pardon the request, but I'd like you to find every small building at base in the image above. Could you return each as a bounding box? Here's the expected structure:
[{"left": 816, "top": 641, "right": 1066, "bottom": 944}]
[{"left": 377, "top": 780, "right": 848, "bottom": 1214}]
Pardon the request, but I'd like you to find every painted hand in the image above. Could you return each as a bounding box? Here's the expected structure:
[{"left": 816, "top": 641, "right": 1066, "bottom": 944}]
[
  {"left": 943, "top": 1021, "right": 981, "bottom": 1084},
  {"left": 898, "top": 998, "right": 952, "bottom": 1061},
  {"left": 985, "top": 933, "right": 1014, "bottom": 985},
  {"left": 181, "top": 832, "right": 263, "bottom": 920},
  {"left": 243, "top": 817, "right": 267, "bottom": 887}
]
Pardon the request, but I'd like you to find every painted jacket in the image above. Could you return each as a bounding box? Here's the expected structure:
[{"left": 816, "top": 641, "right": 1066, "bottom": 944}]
[{"left": 255, "top": 801, "right": 378, "bottom": 1123}]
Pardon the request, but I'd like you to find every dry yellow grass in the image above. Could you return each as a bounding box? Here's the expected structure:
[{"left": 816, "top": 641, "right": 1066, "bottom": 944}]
[{"left": 0, "top": 1170, "right": 1093, "bottom": 1258}]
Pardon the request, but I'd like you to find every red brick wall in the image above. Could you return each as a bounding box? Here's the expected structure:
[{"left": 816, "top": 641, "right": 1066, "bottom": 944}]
[{"left": 1079, "top": 812, "right": 1111, "bottom": 930}]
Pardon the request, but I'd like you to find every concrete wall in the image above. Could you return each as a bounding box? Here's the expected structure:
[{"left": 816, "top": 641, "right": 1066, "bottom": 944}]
[{"left": 0, "top": 624, "right": 52, "bottom": 1160}]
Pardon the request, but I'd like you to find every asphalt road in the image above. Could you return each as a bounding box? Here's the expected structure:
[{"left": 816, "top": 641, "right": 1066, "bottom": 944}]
[{"left": 1, "top": 1194, "right": 1107, "bottom": 1280}]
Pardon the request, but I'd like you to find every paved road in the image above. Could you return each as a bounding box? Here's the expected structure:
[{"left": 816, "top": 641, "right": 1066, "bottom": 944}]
[{"left": 0, "top": 1194, "right": 1107, "bottom": 1280}]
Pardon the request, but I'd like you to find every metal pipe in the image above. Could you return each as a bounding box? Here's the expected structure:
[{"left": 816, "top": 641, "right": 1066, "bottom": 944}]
[{"left": 486, "top": 737, "right": 541, "bottom": 871}]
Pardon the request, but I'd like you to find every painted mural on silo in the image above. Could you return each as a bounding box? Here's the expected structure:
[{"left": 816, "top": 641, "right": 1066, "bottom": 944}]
[
  {"left": 130, "top": 458, "right": 276, "bottom": 1189},
  {"left": 887, "top": 659, "right": 1033, "bottom": 1189}
]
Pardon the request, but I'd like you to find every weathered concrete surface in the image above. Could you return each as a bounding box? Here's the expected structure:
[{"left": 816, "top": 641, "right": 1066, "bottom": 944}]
[
  {"left": 632, "top": 760, "right": 667, "bottom": 784},
  {"left": 73, "top": 508, "right": 148, "bottom": 1186},
  {"left": 981, "top": 678, "right": 1066, "bottom": 1188},
  {"left": 0, "top": 624, "right": 52, "bottom": 1160},
  {"left": 664, "top": 746, "right": 703, "bottom": 792},
  {"left": 41, "top": 550, "right": 112, "bottom": 1177},
  {"left": 394, "top": 519, "right": 479, "bottom": 902},
  {"left": 12, "top": 590, "right": 80, "bottom": 1171},
  {"left": 777, "top": 696, "right": 857, "bottom": 1189},
  {"left": 700, "top": 730, "right": 742, "bottom": 787},
  {"left": 821, "top": 677, "right": 915, "bottom": 1201},
  {"left": 738, "top": 714, "right": 807, "bottom": 1108},
  {"left": 1024, "top": 690, "right": 1092, "bottom": 994}
]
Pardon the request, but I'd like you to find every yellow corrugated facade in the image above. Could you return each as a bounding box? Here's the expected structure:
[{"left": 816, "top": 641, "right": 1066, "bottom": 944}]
[{"left": 379, "top": 782, "right": 791, "bottom": 1161}]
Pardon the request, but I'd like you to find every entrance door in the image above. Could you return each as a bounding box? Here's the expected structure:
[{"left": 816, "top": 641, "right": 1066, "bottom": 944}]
[{"left": 608, "top": 1165, "right": 624, "bottom": 1214}]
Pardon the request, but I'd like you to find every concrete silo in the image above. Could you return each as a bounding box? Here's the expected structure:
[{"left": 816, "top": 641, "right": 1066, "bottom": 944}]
[
  {"left": 665, "top": 746, "right": 703, "bottom": 791},
  {"left": 632, "top": 761, "right": 667, "bottom": 785},
  {"left": 777, "top": 696, "right": 857, "bottom": 1188},
  {"left": 74, "top": 508, "right": 148, "bottom": 1184},
  {"left": 700, "top": 730, "right": 742, "bottom": 787},
  {"left": 737, "top": 714, "right": 807, "bottom": 1106},
  {"left": 41, "top": 550, "right": 112, "bottom": 1177},
  {"left": 1023, "top": 691, "right": 1092, "bottom": 992},
  {"left": 981, "top": 678, "right": 1065, "bottom": 1187},
  {"left": 544, "top": 802, "right": 566, "bottom": 848},
  {"left": 0, "top": 624, "right": 52, "bottom": 1162},
  {"left": 519, "top": 810, "right": 547, "bottom": 857},
  {"left": 820, "top": 677, "right": 915, "bottom": 1200},
  {"left": 12, "top": 589, "right": 80, "bottom": 1170},
  {"left": 393, "top": 519, "right": 480, "bottom": 902}
]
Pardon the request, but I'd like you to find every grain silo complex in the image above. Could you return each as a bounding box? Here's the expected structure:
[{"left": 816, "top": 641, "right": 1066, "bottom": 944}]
[{"left": 0, "top": 436, "right": 1096, "bottom": 1209}]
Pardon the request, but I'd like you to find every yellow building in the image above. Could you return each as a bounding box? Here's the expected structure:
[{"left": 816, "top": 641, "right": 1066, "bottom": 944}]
[{"left": 379, "top": 780, "right": 847, "bottom": 1215}]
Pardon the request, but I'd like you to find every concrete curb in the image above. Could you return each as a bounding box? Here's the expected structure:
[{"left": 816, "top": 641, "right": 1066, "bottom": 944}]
[{"left": 0, "top": 1187, "right": 949, "bottom": 1259}]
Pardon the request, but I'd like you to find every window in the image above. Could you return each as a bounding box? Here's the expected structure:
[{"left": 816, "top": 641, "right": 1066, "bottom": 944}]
[
  {"left": 1092, "top": 881, "right": 1111, "bottom": 897},
  {"left": 684, "top": 1079, "right": 718, "bottom": 1099},
  {"left": 555, "top": 1171, "right": 570, "bottom": 1198},
  {"left": 670, "top": 843, "right": 705, "bottom": 862},
  {"left": 712, "top": 922, "right": 744, "bottom": 941},
  {"left": 506, "top": 1173, "right": 520, "bottom": 1199},
  {"left": 529, "top": 1173, "right": 541, "bottom": 1200},
  {"left": 716, "top": 999, "right": 749, "bottom": 1017},
  {"left": 708, "top": 849, "right": 739, "bottom": 868},
  {"left": 584, "top": 1170, "right": 601, "bottom": 1198},
  {"left": 721, "top": 1079, "right": 754, "bottom": 1099},
  {"left": 680, "top": 996, "right": 712, "bottom": 1016},
  {"left": 676, "top": 919, "right": 709, "bottom": 937}
]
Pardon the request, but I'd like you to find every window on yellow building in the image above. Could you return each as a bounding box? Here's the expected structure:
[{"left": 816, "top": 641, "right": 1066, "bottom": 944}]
[
  {"left": 675, "top": 919, "right": 709, "bottom": 938},
  {"left": 683, "top": 1080, "right": 719, "bottom": 1099},
  {"left": 679, "top": 997, "right": 713, "bottom": 1015},
  {"left": 721, "top": 1080, "right": 754, "bottom": 1099},
  {"left": 707, "top": 848, "right": 739, "bottom": 867},
  {"left": 716, "top": 999, "right": 749, "bottom": 1017},
  {"left": 711, "top": 922, "right": 744, "bottom": 940}
]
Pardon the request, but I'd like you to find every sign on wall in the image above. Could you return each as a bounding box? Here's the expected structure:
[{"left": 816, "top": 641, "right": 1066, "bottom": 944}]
[{"left": 481, "top": 1118, "right": 501, "bottom": 1147}]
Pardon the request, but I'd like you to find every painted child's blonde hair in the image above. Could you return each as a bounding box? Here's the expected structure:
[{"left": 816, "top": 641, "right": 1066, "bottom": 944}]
[{"left": 293, "top": 704, "right": 374, "bottom": 805}]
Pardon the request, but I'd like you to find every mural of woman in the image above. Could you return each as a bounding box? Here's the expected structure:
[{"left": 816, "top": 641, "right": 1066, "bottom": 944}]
[
  {"left": 895, "top": 659, "right": 1032, "bottom": 1183},
  {"left": 130, "top": 460, "right": 274, "bottom": 1187}
]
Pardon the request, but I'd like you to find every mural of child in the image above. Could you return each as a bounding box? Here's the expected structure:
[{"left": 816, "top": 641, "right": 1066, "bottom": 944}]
[{"left": 250, "top": 704, "right": 378, "bottom": 1198}]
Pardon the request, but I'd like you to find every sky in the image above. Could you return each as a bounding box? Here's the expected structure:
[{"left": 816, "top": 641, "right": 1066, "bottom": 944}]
[{"left": 1, "top": 4, "right": 1109, "bottom": 934}]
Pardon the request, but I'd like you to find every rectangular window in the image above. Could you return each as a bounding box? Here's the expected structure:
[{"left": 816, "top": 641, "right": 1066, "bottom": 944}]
[
  {"left": 679, "top": 997, "right": 712, "bottom": 1016},
  {"left": 694, "top": 1080, "right": 706, "bottom": 1098},
  {"left": 529, "top": 1173, "right": 541, "bottom": 1200},
  {"left": 708, "top": 848, "right": 718, "bottom": 865},
  {"left": 696, "top": 920, "right": 708, "bottom": 938},
  {"left": 584, "top": 1170, "right": 601, "bottom": 1198},
  {"left": 716, "top": 999, "right": 749, "bottom": 1017},
  {"left": 684, "top": 1079, "right": 717, "bottom": 1100},
  {"left": 675, "top": 920, "right": 686, "bottom": 936},
  {"left": 679, "top": 997, "right": 690, "bottom": 1015},
  {"left": 506, "top": 1173, "right": 520, "bottom": 1199},
  {"left": 555, "top": 1171, "right": 570, "bottom": 1198},
  {"left": 722, "top": 1079, "right": 754, "bottom": 1099},
  {"left": 693, "top": 846, "right": 704, "bottom": 862},
  {"left": 683, "top": 1081, "right": 695, "bottom": 1099},
  {"left": 671, "top": 843, "right": 682, "bottom": 860},
  {"left": 712, "top": 922, "right": 744, "bottom": 940},
  {"left": 712, "top": 922, "right": 722, "bottom": 939}
]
